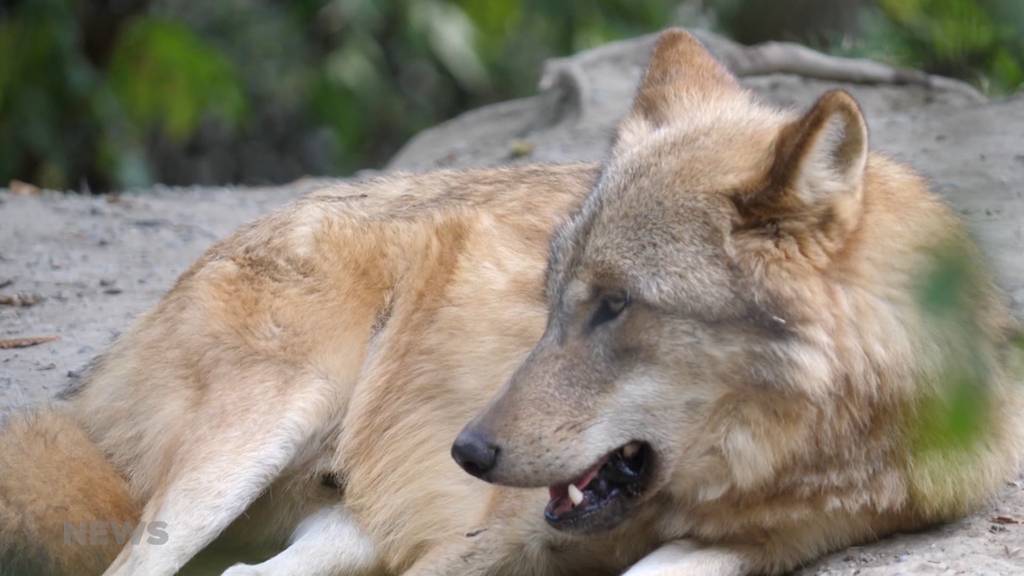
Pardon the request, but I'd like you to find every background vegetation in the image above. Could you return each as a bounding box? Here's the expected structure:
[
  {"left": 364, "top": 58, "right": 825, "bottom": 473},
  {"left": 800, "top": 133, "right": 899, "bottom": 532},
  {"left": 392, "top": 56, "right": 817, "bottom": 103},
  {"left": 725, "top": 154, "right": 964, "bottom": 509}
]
[{"left": 1, "top": 0, "right": 1022, "bottom": 192}]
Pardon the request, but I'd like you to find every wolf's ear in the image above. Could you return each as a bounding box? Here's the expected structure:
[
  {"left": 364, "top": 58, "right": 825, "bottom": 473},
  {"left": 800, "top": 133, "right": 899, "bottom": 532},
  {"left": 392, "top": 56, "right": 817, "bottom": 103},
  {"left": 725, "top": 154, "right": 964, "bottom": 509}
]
[
  {"left": 773, "top": 90, "right": 868, "bottom": 202},
  {"left": 739, "top": 90, "right": 868, "bottom": 235},
  {"left": 626, "top": 28, "right": 741, "bottom": 127}
]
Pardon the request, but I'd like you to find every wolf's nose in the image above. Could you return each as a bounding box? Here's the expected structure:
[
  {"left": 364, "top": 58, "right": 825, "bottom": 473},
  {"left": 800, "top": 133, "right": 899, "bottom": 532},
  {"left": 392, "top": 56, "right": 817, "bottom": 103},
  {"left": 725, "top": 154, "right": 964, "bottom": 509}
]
[{"left": 451, "top": 428, "right": 499, "bottom": 479}]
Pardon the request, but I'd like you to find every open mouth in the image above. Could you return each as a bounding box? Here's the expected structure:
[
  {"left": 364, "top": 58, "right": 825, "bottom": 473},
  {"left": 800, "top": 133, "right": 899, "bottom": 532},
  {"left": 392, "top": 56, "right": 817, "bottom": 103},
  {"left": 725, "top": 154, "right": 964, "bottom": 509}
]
[{"left": 544, "top": 441, "right": 653, "bottom": 533}]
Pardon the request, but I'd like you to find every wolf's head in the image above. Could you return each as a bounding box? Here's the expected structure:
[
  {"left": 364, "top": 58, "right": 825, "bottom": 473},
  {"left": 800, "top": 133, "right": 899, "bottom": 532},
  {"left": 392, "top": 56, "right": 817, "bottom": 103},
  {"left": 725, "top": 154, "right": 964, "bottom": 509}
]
[{"left": 452, "top": 29, "right": 874, "bottom": 534}]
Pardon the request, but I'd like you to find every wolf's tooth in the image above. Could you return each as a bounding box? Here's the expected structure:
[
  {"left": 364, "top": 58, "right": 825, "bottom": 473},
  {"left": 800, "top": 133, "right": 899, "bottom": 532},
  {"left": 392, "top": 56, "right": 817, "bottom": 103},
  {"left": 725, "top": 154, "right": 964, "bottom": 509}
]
[
  {"left": 622, "top": 443, "right": 640, "bottom": 459},
  {"left": 568, "top": 484, "right": 584, "bottom": 506}
]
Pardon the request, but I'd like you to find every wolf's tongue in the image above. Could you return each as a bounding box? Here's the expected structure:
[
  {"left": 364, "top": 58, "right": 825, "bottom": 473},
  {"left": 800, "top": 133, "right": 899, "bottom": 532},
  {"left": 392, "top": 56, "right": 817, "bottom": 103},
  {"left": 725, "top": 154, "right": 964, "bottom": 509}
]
[{"left": 548, "top": 455, "right": 609, "bottom": 513}]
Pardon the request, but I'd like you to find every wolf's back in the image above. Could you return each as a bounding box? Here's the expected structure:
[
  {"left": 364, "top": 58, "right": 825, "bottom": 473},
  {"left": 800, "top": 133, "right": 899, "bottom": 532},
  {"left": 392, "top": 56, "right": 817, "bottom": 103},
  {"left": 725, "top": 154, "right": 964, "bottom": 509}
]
[{"left": 0, "top": 409, "right": 138, "bottom": 576}]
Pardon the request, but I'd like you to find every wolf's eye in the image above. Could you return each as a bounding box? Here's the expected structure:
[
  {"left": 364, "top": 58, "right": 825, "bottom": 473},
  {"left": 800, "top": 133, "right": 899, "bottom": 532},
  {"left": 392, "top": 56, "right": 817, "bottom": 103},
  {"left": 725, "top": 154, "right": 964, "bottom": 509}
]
[{"left": 590, "top": 292, "right": 630, "bottom": 329}]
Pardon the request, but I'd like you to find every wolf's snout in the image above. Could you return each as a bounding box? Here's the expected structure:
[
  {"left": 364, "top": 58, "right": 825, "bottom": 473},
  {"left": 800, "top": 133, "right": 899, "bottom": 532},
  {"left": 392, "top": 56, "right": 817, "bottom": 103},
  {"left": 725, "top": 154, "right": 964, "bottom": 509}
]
[{"left": 451, "top": 427, "right": 500, "bottom": 479}]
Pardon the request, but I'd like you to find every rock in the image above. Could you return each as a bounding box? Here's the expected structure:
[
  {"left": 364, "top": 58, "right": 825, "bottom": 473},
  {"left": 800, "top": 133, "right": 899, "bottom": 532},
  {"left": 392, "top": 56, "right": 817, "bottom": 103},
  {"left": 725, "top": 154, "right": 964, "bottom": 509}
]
[{"left": 388, "top": 30, "right": 984, "bottom": 172}]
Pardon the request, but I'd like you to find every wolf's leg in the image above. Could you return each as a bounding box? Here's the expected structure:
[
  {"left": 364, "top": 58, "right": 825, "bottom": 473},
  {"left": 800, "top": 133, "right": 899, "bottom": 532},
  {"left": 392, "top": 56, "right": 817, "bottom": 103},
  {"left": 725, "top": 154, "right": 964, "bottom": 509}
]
[
  {"left": 102, "top": 375, "right": 339, "bottom": 576},
  {"left": 622, "top": 540, "right": 750, "bottom": 576},
  {"left": 221, "top": 505, "right": 378, "bottom": 576}
]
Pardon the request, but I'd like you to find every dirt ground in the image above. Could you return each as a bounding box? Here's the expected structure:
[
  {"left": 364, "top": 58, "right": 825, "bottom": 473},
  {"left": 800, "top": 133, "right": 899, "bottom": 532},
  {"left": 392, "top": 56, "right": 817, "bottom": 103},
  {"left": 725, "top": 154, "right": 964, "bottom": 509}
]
[{"left": 2, "top": 30, "right": 1023, "bottom": 575}]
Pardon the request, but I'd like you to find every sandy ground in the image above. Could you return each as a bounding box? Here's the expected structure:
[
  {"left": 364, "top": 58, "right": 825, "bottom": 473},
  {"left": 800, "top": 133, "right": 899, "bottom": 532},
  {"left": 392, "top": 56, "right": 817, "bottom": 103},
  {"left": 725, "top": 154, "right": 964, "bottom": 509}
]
[{"left": 2, "top": 29, "right": 1023, "bottom": 575}]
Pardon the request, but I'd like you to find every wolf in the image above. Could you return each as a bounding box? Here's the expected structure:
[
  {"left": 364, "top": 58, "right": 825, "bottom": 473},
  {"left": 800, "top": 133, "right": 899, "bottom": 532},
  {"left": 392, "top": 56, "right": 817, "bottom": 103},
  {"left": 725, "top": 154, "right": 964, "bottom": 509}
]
[{"left": 1, "top": 29, "right": 1021, "bottom": 576}]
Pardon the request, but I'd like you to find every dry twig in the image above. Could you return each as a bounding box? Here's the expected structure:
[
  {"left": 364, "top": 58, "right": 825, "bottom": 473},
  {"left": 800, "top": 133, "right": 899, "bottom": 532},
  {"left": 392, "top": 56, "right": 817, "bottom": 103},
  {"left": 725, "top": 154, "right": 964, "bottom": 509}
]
[{"left": 0, "top": 335, "right": 60, "bottom": 349}]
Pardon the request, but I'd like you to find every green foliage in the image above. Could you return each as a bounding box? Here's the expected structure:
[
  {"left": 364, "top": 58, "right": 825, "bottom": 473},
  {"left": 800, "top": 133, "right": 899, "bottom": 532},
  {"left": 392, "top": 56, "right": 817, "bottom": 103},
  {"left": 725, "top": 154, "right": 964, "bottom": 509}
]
[
  {"left": 0, "top": 0, "right": 97, "bottom": 189},
  {"left": 709, "top": 0, "right": 1024, "bottom": 94},
  {"left": 109, "top": 18, "right": 245, "bottom": 140},
  {"left": 858, "top": 0, "right": 1024, "bottom": 92},
  {"left": 910, "top": 243, "right": 993, "bottom": 456},
  {"left": 915, "top": 241, "right": 976, "bottom": 318},
  {"left": 913, "top": 373, "right": 989, "bottom": 453},
  {"left": 0, "top": 0, "right": 675, "bottom": 189},
  {"left": 1, "top": 0, "right": 1022, "bottom": 190},
  {"left": 827, "top": 0, "right": 1019, "bottom": 91},
  {"left": 0, "top": 2, "right": 247, "bottom": 189},
  {"left": 297, "top": 0, "right": 676, "bottom": 173}
]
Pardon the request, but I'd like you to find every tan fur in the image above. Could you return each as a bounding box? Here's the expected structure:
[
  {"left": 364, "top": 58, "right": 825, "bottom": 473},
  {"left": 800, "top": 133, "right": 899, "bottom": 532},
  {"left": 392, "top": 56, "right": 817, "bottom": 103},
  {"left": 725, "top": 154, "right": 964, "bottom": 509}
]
[
  {"left": 0, "top": 29, "right": 1021, "bottom": 576},
  {"left": 0, "top": 411, "right": 139, "bottom": 575}
]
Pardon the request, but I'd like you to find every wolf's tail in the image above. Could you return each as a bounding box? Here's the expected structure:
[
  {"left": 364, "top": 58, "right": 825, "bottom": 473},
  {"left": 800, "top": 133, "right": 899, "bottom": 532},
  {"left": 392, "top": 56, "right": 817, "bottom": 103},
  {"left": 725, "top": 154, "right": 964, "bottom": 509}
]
[{"left": 0, "top": 409, "right": 138, "bottom": 576}]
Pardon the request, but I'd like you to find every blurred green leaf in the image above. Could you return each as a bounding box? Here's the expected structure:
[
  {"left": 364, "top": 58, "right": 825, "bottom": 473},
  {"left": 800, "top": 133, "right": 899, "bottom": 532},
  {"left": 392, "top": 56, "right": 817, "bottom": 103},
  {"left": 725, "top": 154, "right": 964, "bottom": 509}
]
[
  {"left": 108, "top": 17, "right": 246, "bottom": 141},
  {"left": 912, "top": 374, "right": 989, "bottom": 453},
  {"left": 864, "top": 0, "right": 1024, "bottom": 93},
  {"left": 0, "top": 0, "right": 87, "bottom": 189},
  {"left": 410, "top": 0, "right": 490, "bottom": 91},
  {"left": 907, "top": 241, "right": 990, "bottom": 457},
  {"left": 916, "top": 243, "right": 975, "bottom": 318}
]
